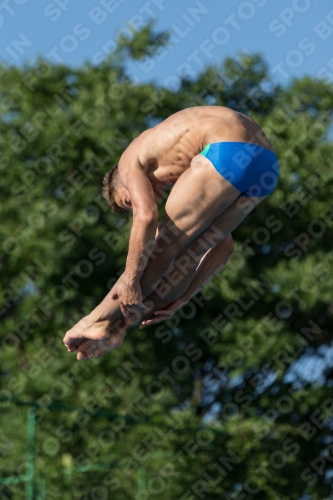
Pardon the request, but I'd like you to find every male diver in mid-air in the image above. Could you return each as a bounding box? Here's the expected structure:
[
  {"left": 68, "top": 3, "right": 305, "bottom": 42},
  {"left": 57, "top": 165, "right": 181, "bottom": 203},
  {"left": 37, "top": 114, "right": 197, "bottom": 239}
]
[{"left": 63, "top": 106, "right": 279, "bottom": 360}]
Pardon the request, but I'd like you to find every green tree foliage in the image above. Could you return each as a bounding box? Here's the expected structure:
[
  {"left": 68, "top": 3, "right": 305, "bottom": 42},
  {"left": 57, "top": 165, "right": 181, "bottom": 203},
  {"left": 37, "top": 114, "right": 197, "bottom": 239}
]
[{"left": 1, "top": 25, "right": 333, "bottom": 500}]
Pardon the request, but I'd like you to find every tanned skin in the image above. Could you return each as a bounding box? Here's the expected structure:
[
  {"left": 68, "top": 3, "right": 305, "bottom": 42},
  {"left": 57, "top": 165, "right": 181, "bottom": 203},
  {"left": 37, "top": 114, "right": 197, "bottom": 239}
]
[{"left": 63, "top": 106, "right": 275, "bottom": 360}]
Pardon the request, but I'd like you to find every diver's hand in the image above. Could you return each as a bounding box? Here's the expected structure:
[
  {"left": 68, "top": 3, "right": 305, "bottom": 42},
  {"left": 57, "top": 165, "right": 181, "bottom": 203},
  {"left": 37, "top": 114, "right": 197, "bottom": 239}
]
[
  {"left": 140, "top": 297, "right": 186, "bottom": 328},
  {"left": 110, "top": 273, "right": 148, "bottom": 318}
]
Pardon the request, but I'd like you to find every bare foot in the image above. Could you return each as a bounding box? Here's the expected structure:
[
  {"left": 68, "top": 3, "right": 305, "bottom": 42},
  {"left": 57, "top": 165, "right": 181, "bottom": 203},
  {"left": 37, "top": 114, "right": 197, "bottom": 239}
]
[
  {"left": 76, "top": 318, "right": 129, "bottom": 361},
  {"left": 63, "top": 316, "right": 111, "bottom": 352},
  {"left": 63, "top": 308, "right": 148, "bottom": 361}
]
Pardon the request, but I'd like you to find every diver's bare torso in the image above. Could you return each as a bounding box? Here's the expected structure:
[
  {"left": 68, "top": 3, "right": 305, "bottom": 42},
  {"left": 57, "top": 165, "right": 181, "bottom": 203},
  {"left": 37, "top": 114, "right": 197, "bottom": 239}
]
[{"left": 118, "top": 106, "right": 274, "bottom": 199}]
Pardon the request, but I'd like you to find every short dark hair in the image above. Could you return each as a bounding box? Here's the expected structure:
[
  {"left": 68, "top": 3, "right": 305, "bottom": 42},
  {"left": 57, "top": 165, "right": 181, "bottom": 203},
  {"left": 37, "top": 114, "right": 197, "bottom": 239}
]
[{"left": 102, "top": 164, "right": 127, "bottom": 214}]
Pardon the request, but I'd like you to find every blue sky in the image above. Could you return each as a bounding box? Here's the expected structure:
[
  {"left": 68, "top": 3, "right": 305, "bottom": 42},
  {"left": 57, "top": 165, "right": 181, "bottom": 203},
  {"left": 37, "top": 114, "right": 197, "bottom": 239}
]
[{"left": 0, "top": 0, "right": 332, "bottom": 86}]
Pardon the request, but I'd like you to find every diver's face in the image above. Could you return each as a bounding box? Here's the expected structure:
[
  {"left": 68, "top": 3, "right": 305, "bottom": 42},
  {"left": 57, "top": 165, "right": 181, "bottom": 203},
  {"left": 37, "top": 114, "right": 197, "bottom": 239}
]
[{"left": 115, "top": 186, "right": 132, "bottom": 211}]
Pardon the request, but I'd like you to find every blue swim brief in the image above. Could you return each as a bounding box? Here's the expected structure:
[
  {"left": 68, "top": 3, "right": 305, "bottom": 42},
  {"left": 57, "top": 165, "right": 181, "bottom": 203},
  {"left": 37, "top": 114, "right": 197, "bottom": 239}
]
[{"left": 200, "top": 142, "right": 280, "bottom": 197}]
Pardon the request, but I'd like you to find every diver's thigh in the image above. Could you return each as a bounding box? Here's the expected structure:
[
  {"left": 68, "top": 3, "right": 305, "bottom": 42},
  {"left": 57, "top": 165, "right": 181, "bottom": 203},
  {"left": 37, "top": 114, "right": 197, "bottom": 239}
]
[
  {"left": 205, "top": 195, "right": 267, "bottom": 239},
  {"left": 164, "top": 155, "right": 240, "bottom": 240}
]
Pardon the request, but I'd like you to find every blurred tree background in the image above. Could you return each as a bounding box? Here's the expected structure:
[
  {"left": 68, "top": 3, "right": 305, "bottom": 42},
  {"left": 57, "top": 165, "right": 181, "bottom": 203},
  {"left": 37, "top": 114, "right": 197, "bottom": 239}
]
[{"left": 1, "top": 24, "right": 333, "bottom": 500}]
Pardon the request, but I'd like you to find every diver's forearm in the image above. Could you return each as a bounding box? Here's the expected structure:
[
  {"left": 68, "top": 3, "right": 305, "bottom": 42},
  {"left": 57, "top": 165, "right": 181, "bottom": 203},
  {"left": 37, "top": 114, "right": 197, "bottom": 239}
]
[
  {"left": 88, "top": 219, "right": 157, "bottom": 323},
  {"left": 125, "top": 215, "right": 157, "bottom": 282}
]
